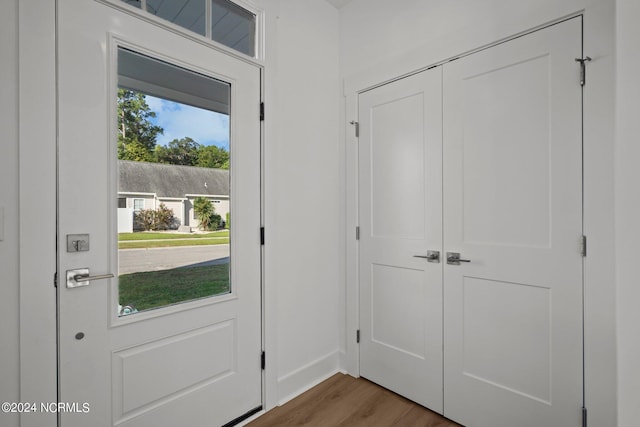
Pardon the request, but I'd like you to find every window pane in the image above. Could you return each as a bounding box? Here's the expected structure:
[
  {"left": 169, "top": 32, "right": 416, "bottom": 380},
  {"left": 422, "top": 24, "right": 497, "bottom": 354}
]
[
  {"left": 147, "top": 0, "right": 206, "bottom": 36},
  {"left": 123, "top": 0, "right": 141, "bottom": 8},
  {"left": 211, "top": 0, "right": 256, "bottom": 57},
  {"left": 119, "top": 0, "right": 257, "bottom": 58},
  {"left": 117, "top": 48, "right": 231, "bottom": 317},
  {"left": 133, "top": 199, "right": 144, "bottom": 211}
]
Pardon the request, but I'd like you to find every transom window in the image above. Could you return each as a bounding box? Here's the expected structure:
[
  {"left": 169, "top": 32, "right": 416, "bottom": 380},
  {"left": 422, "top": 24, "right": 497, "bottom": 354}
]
[{"left": 121, "top": 0, "right": 258, "bottom": 57}]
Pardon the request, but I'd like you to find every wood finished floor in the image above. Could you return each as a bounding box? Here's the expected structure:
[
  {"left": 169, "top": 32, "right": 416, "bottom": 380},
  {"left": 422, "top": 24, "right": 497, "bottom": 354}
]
[{"left": 246, "top": 373, "right": 462, "bottom": 427}]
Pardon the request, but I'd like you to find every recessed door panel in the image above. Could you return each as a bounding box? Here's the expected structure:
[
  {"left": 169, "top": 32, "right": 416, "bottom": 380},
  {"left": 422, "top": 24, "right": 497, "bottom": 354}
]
[
  {"left": 370, "top": 93, "right": 426, "bottom": 239},
  {"left": 462, "top": 277, "right": 551, "bottom": 404},
  {"left": 371, "top": 264, "right": 426, "bottom": 358},
  {"left": 114, "top": 321, "right": 236, "bottom": 418},
  {"left": 462, "top": 55, "right": 551, "bottom": 248}
]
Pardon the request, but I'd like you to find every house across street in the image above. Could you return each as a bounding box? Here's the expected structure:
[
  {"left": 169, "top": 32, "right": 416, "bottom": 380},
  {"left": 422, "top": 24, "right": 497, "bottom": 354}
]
[{"left": 118, "top": 160, "right": 229, "bottom": 232}]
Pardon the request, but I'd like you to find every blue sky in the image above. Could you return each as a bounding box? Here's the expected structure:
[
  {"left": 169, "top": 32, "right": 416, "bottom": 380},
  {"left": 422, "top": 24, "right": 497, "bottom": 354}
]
[{"left": 145, "top": 95, "right": 230, "bottom": 149}]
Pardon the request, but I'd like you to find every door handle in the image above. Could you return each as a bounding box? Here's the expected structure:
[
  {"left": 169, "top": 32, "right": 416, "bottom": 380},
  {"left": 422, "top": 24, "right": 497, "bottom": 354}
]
[
  {"left": 413, "top": 250, "right": 440, "bottom": 263},
  {"left": 66, "top": 268, "right": 115, "bottom": 288},
  {"left": 446, "top": 252, "right": 471, "bottom": 265}
]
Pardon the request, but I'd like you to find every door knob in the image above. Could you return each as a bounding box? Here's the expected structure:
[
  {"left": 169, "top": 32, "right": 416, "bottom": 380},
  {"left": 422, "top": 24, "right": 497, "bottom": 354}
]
[
  {"left": 413, "top": 250, "right": 440, "bottom": 263},
  {"left": 446, "top": 252, "right": 471, "bottom": 265},
  {"left": 66, "top": 268, "right": 115, "bottom": 288}
]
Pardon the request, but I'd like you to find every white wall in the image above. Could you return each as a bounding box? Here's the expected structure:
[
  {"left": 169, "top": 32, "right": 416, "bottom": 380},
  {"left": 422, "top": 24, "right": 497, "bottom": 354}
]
[
  {"left": 263, "top": 0, "right": 342, "bottom": 405},
  {"left": 0, "top": 1, "right": 20, "bottom": 426},
  {"left": 615, "top": 0, "right": 640, "bottom": 424},
  {"left": 339, "top": 1, "right": 616, "bottom": 426}
]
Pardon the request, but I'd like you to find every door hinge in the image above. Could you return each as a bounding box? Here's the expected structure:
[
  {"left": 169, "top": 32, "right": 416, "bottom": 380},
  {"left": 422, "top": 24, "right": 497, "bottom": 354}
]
[
  {"left": 355, "top": 226, "right": 360, "bottom": 241},
  {"left": 261, "top": 351, "right": 265, "bottom": 370},
  {"left": 260, "top": 227, "right": 265, "bottom": 245},
  {"left": 54, "top": 272, "right": 58, "bottom": 288},
  {"left": 582, "top": 406, "right": 587, "bottom": 427},
  {"left": 575, "top": 57, "right": 592, "bottom": 86},
  {"left": 260, "top": 102, "right": 265, "bottom": 121},
  {"left": 349, "top": 120, "right": 359, "bottom": 137},
  {"left": 356, "top": 329, "right": 360, "bottom": 343},
  {"left": 581, "top": 235, "right": 587, "bottom": 257}
]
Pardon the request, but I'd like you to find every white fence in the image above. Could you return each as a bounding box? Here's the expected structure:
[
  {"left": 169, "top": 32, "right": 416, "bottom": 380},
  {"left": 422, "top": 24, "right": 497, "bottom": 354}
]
[{"left": 117, "top": 208, "right": 134, "bottom": 233}]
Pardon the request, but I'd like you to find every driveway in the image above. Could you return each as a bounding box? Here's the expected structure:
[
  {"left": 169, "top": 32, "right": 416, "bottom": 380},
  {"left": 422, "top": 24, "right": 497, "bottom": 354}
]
[{"left": 118, "top": 244, "right": 230, "bottom": 274}]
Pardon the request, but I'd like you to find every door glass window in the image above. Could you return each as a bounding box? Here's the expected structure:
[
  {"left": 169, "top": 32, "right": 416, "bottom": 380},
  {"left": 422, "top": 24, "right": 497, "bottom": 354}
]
[
  {"left": 211, "top": 0, "right": 256, "bottom": 57},
  {"left": 117, "top": 47, "right": 232, "bottom": 316},
  {"left": 147, "top": 0, "right": 206, "bottom": 36},
  {"left": 119, "top": 0, "right": 257, "bottom": 57}
]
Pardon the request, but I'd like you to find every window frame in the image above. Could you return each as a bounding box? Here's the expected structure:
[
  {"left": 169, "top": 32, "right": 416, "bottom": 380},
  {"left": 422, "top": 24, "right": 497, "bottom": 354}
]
[
  {"left": 96, "top": 0, "right": 265, "bottom": 63},
  {"left": 133, "top": 198, "right": 144, "bottom": 212}
]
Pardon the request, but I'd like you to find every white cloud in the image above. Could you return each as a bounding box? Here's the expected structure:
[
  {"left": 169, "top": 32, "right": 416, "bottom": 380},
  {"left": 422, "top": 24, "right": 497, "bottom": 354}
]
[{"left": 145, "top": 96, "right": 229, "bottom": 149}]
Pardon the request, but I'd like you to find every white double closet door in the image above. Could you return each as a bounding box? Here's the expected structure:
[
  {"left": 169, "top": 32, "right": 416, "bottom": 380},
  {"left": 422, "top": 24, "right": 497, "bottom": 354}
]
[{"left": 359, "top": 18, "right": 583, "bottom": 427}]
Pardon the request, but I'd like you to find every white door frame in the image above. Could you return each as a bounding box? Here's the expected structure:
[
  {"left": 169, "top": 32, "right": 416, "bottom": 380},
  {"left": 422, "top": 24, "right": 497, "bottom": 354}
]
[
  {"left": 18, "top": 2, "right": 58, "bottom": 425},
  {"left": 343, "top": 8, "right": 616, "bottom": 426}
]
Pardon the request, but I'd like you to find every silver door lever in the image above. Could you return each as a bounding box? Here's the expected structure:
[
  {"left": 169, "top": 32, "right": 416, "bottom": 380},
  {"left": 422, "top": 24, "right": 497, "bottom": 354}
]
[
  {"left": 74, "top": 273, "right": 115, "bottom": 282},
  {"left": 66, "top": 268, "right": 114, "bottom": 288},
  {"left": 446, "top": 252, "right": 471, "bottom": 265},
  {"left": 413, "top": 250, "right": 440, "bottom": 263}
]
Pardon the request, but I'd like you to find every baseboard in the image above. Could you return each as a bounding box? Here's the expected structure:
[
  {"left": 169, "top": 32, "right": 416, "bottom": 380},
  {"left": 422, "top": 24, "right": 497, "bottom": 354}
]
[
  {"left": 234, "top": 409, "right": 266, "bottom": 427},
  {"left": 277, "top": 350, "right": 343, "bottom": 405},
  {"left": 338, "top": 349, "right": 347, "bottom": 372}
]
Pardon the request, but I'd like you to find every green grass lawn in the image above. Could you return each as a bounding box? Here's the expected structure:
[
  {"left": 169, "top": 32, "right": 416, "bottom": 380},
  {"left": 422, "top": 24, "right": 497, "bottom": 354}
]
[
  {"left": 118, "top": 231, "right": 229, "bottom": 249},
  {"left": 119, "top": 264, "right": 230, "bottom": 312}
]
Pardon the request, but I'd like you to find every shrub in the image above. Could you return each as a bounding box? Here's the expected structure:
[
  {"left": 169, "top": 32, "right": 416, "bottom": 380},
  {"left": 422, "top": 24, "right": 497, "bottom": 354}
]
[
  {"left": 210, "top": 213, "right": 222, "bottom": 230},
  {"left": 154, "top": 204, "right": 178, "bottom": 230},
  {"left": 134, "top": 209, "right": 155, "bottom": 231},
  {"left": 134, "top": 203, "right": 177, "bottom": 231},
  {"left": 225, "top": 212, "right": 230, "bottom": 229}
]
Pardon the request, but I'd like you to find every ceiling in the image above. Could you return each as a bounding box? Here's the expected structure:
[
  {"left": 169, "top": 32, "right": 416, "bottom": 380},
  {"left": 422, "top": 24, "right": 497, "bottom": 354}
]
[{"left": 325, "top": 0, "right": 353, "bottom": 9}]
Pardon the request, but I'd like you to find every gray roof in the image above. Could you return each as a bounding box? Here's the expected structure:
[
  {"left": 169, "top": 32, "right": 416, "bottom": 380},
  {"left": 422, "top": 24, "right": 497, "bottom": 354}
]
[{"left": 119, "top": 160, "right": 229, "bottom": 198}]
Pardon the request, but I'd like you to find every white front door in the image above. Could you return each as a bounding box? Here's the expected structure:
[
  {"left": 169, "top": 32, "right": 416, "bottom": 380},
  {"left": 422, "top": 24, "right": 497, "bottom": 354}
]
[
  {"left": 358, "top": 67, "right": 443, "bottom": 412},
  {"left": 358, "top": 17, "right": 583, "bottom": 427},
  {"left": 443, "top": 18, "right": 583, "bottom": 427},
  {"left": 57, "top": 1, "right": 262, "bottom": 426}
]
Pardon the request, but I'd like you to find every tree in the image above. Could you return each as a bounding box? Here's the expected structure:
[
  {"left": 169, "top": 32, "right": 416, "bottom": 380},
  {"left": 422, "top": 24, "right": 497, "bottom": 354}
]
[
  {"left": 156, "top": 137, "right": 200, "bottom": 166},
  {"left": 197, "top": 144, "right": 230, "bottom": 169},
  {"left": 117, "top": 89, "right": 163, "bottom": 161},
  {"left": 119, "top": 140, "right": 156, "bottom": 162},
  {"left": 193, "top": 197, "right": 221, "bottom": 230}
]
